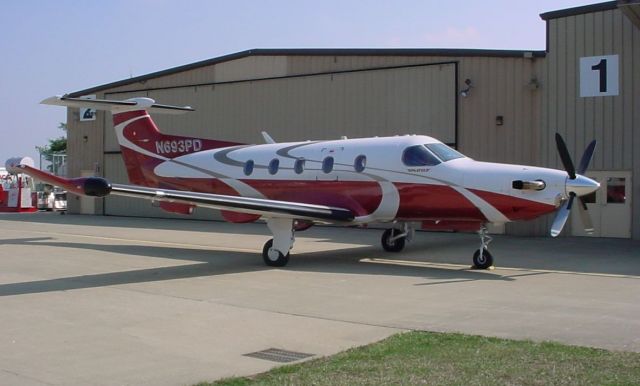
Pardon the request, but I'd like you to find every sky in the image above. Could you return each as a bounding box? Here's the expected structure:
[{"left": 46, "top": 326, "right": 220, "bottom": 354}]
[{"left": 1, "top": 0, "right": 594, "bottom": 166}]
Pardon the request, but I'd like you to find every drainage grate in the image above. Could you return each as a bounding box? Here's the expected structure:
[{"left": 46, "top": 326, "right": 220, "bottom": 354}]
[{"left": 243, "top": 348, "right": 314, "bottom": 363}]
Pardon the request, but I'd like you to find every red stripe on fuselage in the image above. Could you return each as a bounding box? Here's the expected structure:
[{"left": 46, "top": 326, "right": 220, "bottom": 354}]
[
  {"left": 469, "top": 189, "right": 556, "bottom": 221},
  {"left": 395, "top": 183, "right": 485, "bottom": 221},
  {"left": 244, "top": 180, "right": 382, "bottom": 217}
]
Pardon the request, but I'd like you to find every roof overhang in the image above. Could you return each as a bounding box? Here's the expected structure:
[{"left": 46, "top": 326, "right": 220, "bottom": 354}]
[
  {"left": 618, "top": 0, "right": 640, "bottom": 28},
  {"left": 541, "top": 0, "right": 640, "bottom": 28}
]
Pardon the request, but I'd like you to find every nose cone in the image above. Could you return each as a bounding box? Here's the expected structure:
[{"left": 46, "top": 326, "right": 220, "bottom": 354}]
[{"left": 566, "top": 174, "right": 600, "bottom": 197}]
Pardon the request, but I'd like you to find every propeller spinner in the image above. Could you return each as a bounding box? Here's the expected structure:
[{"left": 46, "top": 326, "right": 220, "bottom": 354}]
[{"left": 550, "top": 134, "right": 599, "bottom": 237}]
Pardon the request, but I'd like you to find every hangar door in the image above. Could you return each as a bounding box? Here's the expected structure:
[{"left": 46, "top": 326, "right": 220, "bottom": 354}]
[{"left": 102, "top": 61, "right": 457, "bottom": 218}]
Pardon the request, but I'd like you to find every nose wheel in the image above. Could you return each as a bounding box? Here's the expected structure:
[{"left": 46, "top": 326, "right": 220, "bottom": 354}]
[
  {"left": 472, "top": 248, "right": 493, "bottom": 269},
  {"left": 473, "top": 225, "right": 494, "bottom": 269}
]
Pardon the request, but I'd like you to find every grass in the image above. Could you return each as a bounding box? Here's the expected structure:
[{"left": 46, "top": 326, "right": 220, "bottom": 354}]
[{"left": 196, "top": 331, "right": 640, "bottom": 386}]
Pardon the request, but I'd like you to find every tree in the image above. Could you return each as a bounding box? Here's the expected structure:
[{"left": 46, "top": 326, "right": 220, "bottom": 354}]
[{"left": 36, "top": 123, "right": 67, "bottom": 174}]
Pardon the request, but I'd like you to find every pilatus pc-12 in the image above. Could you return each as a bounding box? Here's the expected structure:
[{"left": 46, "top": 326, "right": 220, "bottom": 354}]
[{"left": 15, "top": 95, "right": 599, "bottom": 269}]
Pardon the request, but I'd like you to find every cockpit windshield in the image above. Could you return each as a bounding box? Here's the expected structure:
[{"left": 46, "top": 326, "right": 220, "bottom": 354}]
[
  {"left": 425, "top": 143, "right": 465, "bottom": 162},
  {"left": 402, "top": 143, "right": 466, "bottom": 167},
  {"left": 402, "top": 145, "right": 441, "bottom": 166}
]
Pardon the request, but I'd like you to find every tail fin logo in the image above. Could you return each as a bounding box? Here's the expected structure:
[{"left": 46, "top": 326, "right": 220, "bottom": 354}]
[{"left": 155, "top": 139, "right": 203, "bottom": 155}]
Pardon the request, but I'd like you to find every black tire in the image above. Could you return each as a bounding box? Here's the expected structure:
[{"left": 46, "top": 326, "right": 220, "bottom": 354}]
[
  {"left": 381, "top": 228, "right": 406, "bottom": 252},
  {"left": 262, "top": 239, "right": 290, "bottom": 267},
  {"left": 472, "top": 248, "right": 493, "bottom": 269}
]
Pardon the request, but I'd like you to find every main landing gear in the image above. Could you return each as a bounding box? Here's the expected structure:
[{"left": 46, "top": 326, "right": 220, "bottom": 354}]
[
  {"left": 381, "top": 223, "right": 414, "bottom": 252},
  {"left": 380, "top": 222, "right": 495, "bottom": 270},
  {"left": 262, "top": 218, "right": 294, "bottom": 267}
]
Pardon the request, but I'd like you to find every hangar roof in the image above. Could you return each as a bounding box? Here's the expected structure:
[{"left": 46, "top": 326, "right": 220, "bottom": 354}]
[
  {"left": 540, "top": 1, "right": 618, "bottom": 20},
  {"left": 69, "top": 48, "right": 545, "bottom": 97}
]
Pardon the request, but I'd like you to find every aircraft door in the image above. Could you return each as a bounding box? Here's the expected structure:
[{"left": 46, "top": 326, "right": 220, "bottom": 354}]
[{"left": 571, "top": 171, "right": 631, "bottom": 238}]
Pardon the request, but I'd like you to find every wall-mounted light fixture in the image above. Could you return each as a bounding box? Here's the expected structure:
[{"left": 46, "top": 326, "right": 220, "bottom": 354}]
[
  {"left": 528, "top": 77, "right": 540, "bottom": 90},
  {"left": 460, "top": 78, "right": 473, "bottom": 97},
  {"left": 83, "top": 135, "right": 88, "bottom": 143},
  {"left": 495, "top": 115, "right": 504, "bottom": 126}
]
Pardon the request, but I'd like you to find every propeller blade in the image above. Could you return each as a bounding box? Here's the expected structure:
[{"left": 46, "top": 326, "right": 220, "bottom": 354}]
[
  {"left": 555, "top": 133, "right": 576, "bottom": 179},
  {"left": 550, "top": 194, "right": 575, "bottom": 237},
  {"left": 576, "top": 196, "right": 595, "bottom": 234},
  {"left": 577, "top": 140, "right": 596, "bottom": 175}
]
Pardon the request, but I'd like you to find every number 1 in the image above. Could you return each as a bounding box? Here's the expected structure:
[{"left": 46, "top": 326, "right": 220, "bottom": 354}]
[{"left": 591, "top": 59, "right": 607, "bottom": 92}]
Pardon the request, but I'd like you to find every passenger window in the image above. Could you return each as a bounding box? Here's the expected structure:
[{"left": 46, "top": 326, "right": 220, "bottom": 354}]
[
  {"left": 294, "top": 158, "right": 305, "bottom": 174},
  {"left": 402, "top": 145, "right": 441, "bottom": 166},
  {"left": 322, "top": 156, "right": 334, "bottom": 174},
  {"left": 244, "top": 160, "right": 254, "bottom": 176},
  {"left": 268, "top": 158, "right": 279, "bottom": 175},
  {"left": 354, "top": 155, "right": 366, "bottom": 173}
]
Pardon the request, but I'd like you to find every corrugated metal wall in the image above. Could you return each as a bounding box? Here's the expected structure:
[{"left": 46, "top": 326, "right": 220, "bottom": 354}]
[
  {"left": 542, "top": 7, "right": 640, "bottom": 238},
  {"left": 284, "top": 55, "right": 543, "bottom": 165},
  {"left": 104, "top": 63, "right": 456, "bottom": 148},
  {"left": 66, "top": 107, "right": 105, "bottom": 214}
]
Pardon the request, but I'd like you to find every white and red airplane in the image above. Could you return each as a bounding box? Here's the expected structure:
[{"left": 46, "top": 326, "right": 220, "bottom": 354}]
[{"left": 12, "top": 95, "right": 600, "bottom": 269}]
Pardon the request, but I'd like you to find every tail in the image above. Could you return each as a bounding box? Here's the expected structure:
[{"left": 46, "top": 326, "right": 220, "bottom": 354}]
[{"left": 42, "top": 96, "right": 241, "bottom": 186}]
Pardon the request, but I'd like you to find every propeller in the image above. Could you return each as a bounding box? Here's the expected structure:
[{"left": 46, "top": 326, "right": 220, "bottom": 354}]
[{"left": 550, "top": 134, "right": 598, "bottom": 237}]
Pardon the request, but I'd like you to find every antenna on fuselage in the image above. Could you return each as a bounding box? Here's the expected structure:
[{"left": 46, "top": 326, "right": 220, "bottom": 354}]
[{"left": 261, "top": 131, "right": 276, "bottom": 144}]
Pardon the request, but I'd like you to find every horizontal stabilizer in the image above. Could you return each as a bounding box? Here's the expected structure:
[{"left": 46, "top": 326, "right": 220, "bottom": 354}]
[{"left": 41, "top": 95, "right": 194, "bottom": 115}]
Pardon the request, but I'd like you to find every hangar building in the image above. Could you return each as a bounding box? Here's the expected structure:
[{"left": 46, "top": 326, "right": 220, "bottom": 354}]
[{"left": 64, "top": 0, "right": 640, "bottom": 240}]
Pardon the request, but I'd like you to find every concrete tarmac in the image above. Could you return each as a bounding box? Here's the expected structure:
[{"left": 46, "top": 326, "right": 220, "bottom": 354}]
[{"left": 0, "top": 213, "right": 638, "bottom": 385}]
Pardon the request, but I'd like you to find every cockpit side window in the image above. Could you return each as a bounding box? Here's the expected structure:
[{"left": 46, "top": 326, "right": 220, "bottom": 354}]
[
  {"left": 401, "top": 145, "right": 441, "bottom": 166},
  {"left": 425, "top": 143, "right": 465, "bottom": 162}
]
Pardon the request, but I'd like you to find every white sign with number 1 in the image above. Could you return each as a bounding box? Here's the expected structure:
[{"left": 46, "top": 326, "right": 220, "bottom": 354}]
[{"left": 580, "top": 55, "right": 619, "bottom": 97}]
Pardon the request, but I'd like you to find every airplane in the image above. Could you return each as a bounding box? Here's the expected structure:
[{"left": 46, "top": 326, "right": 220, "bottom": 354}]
[{"left": 10, "top": 95, "right": 600, "bottom": 269}]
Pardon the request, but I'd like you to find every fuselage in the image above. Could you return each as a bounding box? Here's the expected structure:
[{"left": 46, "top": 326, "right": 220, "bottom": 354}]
[{"left": 144, "top": 135, "right": 568, "bottom": 226}]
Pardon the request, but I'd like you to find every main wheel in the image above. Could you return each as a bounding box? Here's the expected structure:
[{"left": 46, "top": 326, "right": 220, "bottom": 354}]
[
  {"left": 472, "top": 248, "right": 493, "bottom": 269},
  {"left": 262, "top": 239, "right": 290, "bottom": 267},
  {"left": 381, "top": 228, "right": 406, "bottom": 252}
]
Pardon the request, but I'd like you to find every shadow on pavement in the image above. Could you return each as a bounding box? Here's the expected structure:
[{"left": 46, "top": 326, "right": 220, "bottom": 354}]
[{"left": 0, "top": 213, "right": 638, "bottom": 297}]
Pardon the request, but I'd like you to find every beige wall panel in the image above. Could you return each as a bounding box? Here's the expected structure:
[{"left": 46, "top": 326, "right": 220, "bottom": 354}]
[
  {"left": 105, "top": 66, "right": 216, "bottom": 94},
  {"left": 456, "top": 57, "right": 542, "bottom": 166},
  {"left": 66, "top": 105, "right": 105, "bottom": 214},
  {"left": 134, "top": 64, "right": 457, "bottom": 144},
  {"left": 214, "top": 55, "right": 288, "bottom": 83},
  {"left": 103, "top": 56, "right": 288, "bottom": 95}
]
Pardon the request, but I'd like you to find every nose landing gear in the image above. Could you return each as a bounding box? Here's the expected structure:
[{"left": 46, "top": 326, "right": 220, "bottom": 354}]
[{"left": 472, "top": 225, "right": 494, "bottom": 269}]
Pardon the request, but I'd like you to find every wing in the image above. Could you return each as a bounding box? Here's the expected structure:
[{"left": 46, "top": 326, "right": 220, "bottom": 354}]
[{"left": 15, "top": 165, "right": 354, "bottom": 223}]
